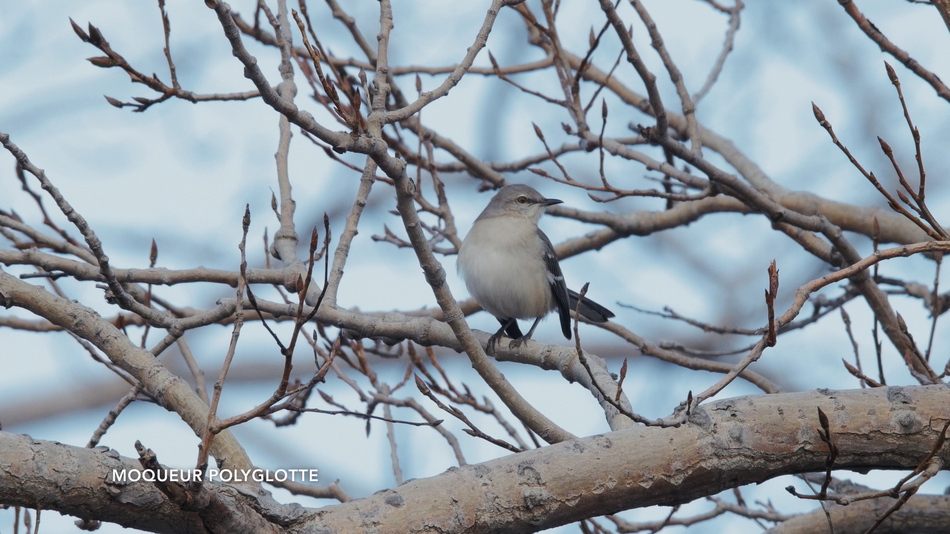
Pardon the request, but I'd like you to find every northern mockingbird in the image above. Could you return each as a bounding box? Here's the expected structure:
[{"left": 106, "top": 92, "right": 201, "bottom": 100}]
[{"left": 457, "top": 184, "right": 614, "bottom": 353}]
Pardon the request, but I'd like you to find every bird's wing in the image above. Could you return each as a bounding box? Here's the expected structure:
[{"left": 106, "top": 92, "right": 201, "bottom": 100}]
[{"left": 538, "top": 229, "right": 572, "bottom": 340}]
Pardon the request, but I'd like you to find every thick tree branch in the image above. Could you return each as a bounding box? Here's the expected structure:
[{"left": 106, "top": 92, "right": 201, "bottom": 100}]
[
  {"left": 769, "top": 493, "right": 950, "bottom": 534},
  {"left": 4, "top": 386, "right": 948, "bottom": 533},
  {"left": 0, "top": 433, "right": 289, "bottom": 534}
]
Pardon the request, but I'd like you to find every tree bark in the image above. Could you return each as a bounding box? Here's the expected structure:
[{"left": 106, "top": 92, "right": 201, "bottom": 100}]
[
  {"left": 768, "top": 494, "right": 950, "bottom": 534},
  {"left": 2, "top": 385, "right": 947, "bottom": 533}
]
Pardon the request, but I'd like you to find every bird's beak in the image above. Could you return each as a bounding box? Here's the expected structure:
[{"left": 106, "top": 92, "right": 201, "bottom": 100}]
[{"left": 542, "top": 198, "right": 563, "bottom": 207}]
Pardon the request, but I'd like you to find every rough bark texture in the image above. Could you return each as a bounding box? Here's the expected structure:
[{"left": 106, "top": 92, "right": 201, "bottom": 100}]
[
  {"left": 2, "top": 385, "right": 947, "bottom": 533},
  {"left": 768, "top": 495, "right": 950, "bottom": 533},
  {"left": 0, "top": 433, "right": 207, "bottom": 533}
]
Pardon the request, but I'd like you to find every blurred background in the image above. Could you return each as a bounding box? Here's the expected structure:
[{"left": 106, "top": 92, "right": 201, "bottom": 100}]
[{"left": 2, "top": 0, "right": 950, "bottom": 531}]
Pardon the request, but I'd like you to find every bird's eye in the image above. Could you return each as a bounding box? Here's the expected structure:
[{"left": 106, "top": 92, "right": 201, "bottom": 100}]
[{"left": 517, "top": 196, "right": 528, "bottom": 204}]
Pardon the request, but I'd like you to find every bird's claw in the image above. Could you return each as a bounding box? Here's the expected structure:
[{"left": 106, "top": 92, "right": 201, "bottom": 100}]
[
  {"left": 508, "top": 337, "right": 528, "bottom": 349},
  {"left": 485, "top": 333, "right": 532, "bottom": 355},
  {"left": 486, "top": 334, "right": 501, "bottom": 356}
]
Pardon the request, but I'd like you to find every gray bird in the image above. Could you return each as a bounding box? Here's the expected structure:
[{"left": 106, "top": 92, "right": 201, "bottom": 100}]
[{"left": 457, "top": 184, "right": 614, "bottom": 353}]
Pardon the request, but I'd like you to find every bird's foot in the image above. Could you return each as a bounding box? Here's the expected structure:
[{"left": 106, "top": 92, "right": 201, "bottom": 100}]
[
  {"left": 486, "top": 333, "right": 502, "bottom": 356},
  {"left": 507, "top": 336, "right": 531, "bottom": 350}
]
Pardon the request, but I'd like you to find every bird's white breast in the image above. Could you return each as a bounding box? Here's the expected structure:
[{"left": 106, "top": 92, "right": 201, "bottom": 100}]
[{"left": 457, "top": 216, "right": 554, "bottom": 319}]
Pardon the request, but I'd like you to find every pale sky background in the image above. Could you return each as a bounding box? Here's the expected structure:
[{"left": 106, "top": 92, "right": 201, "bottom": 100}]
[{"left": 2, "top": 0, "right": 950, "bottom": 532}]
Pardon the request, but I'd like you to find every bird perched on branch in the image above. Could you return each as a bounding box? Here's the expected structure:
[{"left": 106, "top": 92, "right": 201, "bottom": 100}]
[{"left": 457, "top": 184, "right": 614, "bottom": 354}]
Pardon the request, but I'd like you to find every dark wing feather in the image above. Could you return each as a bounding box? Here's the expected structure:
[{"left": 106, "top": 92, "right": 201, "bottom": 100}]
[{"left": 539, "top": 229, "right": 572, "bottom": 340}]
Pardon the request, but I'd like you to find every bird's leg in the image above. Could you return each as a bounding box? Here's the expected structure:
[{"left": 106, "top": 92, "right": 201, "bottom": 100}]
[
  {"left": 509, "top": 317, "right": 542, "bottom": 349},
  {"left": 487, "top": 318, "right": 518, "bottom": 355}
]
